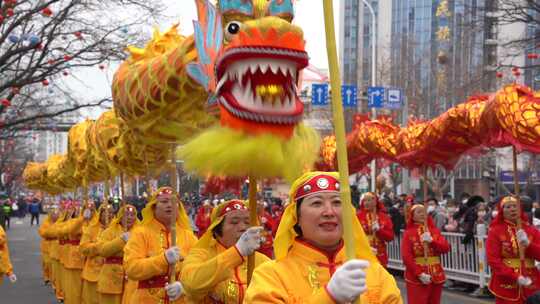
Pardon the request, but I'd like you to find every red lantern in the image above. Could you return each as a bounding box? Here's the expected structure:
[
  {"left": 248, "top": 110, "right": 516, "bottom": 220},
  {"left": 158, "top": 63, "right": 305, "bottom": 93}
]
[
  {"left": 98, "top": 64, "right": 105, "bottom": 70},
  {"left": 1, "top": 99, "right": 11, "bottom": 107},
  {"left": 527, "top": 53, "right": 539, "bottom": 59},
  {"left": 42, "top": 7, "right": 53, "bottom": 17},
  {"left": 63, "top": 71, "right": 69, "bottom": 76},
  {"left": 514, "top": 71, "right": 522, "bottom": 77},
  {"left": 42, "top": 79, "right": 49, "bottom": 86},
  {"left": 496, "top": 72, "right": 503, "bottom": 78},
  {"left": 512, "top": 67, "right": 519, "bottom": 72},
  {"left": 74, "top": 31, "right": 82, "bottom": 39},
  {"left": 6, "top": 8, "right": 14, "bottom": 17},
  {"left": 63, "top": 55, "right": 72, "bottom": 61}
]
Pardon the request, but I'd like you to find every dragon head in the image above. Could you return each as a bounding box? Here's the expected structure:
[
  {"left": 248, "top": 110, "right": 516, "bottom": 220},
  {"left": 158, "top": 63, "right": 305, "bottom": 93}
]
[{"left": 188, "top": 0, "right": 308, "bottom": 138}]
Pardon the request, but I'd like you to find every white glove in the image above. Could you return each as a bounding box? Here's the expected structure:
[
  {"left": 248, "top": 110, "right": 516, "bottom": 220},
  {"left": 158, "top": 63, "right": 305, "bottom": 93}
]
[
  {"left": 83, "top": 209, "right": 92, "bottom": 220},
  {"left": 120, "top": 232, "right": 130, "bottom": 242},
  {"left": 371, "top": 221, "right": 380, "bottom": 232},
  {"left": 165, "top": 246, "right": 182, "bottom": 264},
  {"left": 516, "top": 229, "right": 530, "bottom": 247},
  {"left": 8, "top": 273, "right": 17, "bottom": 283},
  {"left": 326, "top": 259, "right": 369, "bottom": 303},
  {"left": 518, "top": 275, "right": 532, "bottom": 287},
  {"left": 165, "top": 281, "right": 183, "bottom": 300},
  {"left": 421, "top": 232, "right": 433, "bottom": 243},
  {"left": 419, "top": 273, "right": 431, "bottom": 285},
  {"left": 235, "top": 226, "right": 264, "bottom": 257}
]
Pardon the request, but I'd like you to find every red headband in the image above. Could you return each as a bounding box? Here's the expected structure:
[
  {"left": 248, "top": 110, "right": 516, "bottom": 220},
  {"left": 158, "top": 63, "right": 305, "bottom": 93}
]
[
  {"left": 294, "top": 174, "right": 340, "bottom": 201},
  {"left": 219, "top": 200, "right": 248, "bottom": 217},
  {"left": 157, "top": 187, "right": 174, "bottom": 197}
]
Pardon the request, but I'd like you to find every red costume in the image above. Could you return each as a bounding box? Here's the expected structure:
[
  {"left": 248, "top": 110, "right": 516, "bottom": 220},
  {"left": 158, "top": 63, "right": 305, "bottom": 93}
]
[
  {"left": 487, "top": 198, "right": 540, "bottom": 304},
  {"left": 356, "top": 193, "right": 394, "bottom": 267},
  {"left": 195, "top": 205, "right": 212, "bottom": 238},
  {"left": 402, "top": 205, "right": 450, "bottom": 304}
]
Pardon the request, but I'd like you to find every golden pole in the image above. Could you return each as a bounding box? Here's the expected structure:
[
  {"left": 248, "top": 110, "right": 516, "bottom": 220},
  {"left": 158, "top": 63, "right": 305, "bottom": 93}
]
[
  {"left": 247, "top": 175, "right": 258, "bottom": 284},
  {"left": 169, "top": 144, "right": 178, "bottom": 284},
  {"left": 322, "top": 0, "right": 356, "bottom": 262},
  {"left": 322, "top": 2, "right": 359, "bottom": 302},
  {"left": 104, "top": 180, "right": 110, "bottom": 225},
  {"left": 512, "top": 147, "right": 525, "bottom": 274},
  {"left": 422, "top": 167, "right": 429, "bottom": 266}
]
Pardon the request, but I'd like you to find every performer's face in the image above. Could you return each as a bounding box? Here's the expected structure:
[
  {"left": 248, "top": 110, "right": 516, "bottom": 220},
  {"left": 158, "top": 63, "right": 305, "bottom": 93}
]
[
  {"left": 503, "top": 201, "right": 518, "bottom": 222},
  {"left": 412, "top": 206, "right": 426, "bottom": 223},
  {"left": 218, "top": 210, "right": 250, "bottom": 248},
  {"left": 100, "top": 207, "right": 113, "bottom": 226},
  {"left": 154, "top": 195, "right": 177, "bottom": 225},
  {"left": 123, "top": 209, "right": 137, "bottom": 229},
  {"left": 363, "top": 195, "right": 376, "bottom": 212},
  {"left": 298, "top": 192, "right": 343, "bottom": 249}
]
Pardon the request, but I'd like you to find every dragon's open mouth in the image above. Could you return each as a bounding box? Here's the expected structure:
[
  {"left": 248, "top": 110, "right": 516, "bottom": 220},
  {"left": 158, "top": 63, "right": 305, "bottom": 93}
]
[{"left": 216, "top": 47, "right": 309, "bottom": 124}]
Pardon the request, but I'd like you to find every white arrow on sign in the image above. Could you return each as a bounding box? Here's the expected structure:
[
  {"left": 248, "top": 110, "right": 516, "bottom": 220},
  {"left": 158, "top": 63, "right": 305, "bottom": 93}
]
[
  {"left": 346, "top": 89, "right": 352, "bottom": 104},
  {"left": 316, "top": 88, "right": 323, "bottom": 102}
]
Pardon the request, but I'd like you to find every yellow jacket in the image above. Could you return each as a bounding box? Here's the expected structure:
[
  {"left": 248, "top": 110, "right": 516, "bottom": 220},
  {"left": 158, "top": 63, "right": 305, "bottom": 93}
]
[
  {"left": 38, "top": 217, "right": 53, "bottom": 256},
  {"left": 124, "top": 218, "right": 198, "bottom": 304},
  {"left": 43, "top": 219, "right": 61, "bottom": 261},
  {"left": 58, "top": 216, "right": 85, "bottom": 270},
  {"left": 0, "top": 225, "right": 13, "bottom": 276},
  {"left": 80, "top": 222, "right": 105, "bottom": 282},
  {"left": 245, "top": 240, "right": 402, "bottom": 304},
  {"left": 181, "top": 240, "right": 269, "bottom": 304},
  {"left": 96, "top": 221, "right": 130, "bottom": 295}
]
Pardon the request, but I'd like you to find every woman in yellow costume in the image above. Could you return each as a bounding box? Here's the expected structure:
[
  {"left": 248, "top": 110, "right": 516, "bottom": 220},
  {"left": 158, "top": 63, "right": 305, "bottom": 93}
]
[
  {"left": 43, "top": 203, "right": 67, "bottom": 302},
  {"left": 80, "top": 203, "right": 114, "bottom": 304},
  {"left": 180, "top": 199, "right": 269, "bottom": 303},
  {"left": 124, "top": 186, "right": 198, "bottom": 304},
  {"left": 38, "top": 204, "right": 59, "bottom": 286},
  {"left": 0, "top": 223, "right": 16, "bottom": 284},
  {"left": 245, "top": 171, "right": 402, "bottom": 303},
  {"left": 58, "top": 200, "right": 93, "bottom": 304},
  {"left": 96, "top": 204, "right": 138, "bottom": 304}
]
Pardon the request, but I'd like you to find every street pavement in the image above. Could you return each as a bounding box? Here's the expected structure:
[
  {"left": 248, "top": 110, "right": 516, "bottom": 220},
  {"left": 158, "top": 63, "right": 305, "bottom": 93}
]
[{"left": 0, "top": 215, "right": 495, "bottom": 303}]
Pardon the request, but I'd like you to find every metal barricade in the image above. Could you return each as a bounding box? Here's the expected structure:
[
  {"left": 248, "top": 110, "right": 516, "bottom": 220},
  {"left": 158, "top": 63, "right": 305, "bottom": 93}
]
[{"left": 387, "top": 230, "right": 491, "bottom": 286}]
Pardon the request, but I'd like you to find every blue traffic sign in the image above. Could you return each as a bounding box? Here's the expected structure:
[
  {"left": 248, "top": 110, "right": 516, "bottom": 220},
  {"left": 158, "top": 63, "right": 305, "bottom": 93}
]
[
  {"left": 384, "top": 88, "right": 403, "bottom": 109},
  {"left": 341, "top": 85, "right": 357, "bottom": 107},
  {"left": 367, "top": 86, "right": 385, "bottom": 108},
  {"left": 311, "top": 83, "right": 329, "bottom": 106}
]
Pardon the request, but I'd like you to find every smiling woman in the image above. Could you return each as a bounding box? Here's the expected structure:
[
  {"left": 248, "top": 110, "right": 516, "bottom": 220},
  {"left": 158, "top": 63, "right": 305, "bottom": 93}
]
[{"left": 245, "top": 171, "right": 402, "bottom": 303}]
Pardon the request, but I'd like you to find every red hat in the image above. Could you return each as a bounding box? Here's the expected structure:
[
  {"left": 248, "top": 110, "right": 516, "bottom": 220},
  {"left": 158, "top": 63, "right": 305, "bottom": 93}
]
[{"left": 293, "top": 173, "right": 340, "bottom": 201}]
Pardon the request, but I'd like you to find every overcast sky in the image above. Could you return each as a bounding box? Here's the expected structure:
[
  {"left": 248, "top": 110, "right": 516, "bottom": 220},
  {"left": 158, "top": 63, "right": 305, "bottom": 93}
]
[{"left": 75, "top": 0, "right": 340, "bottom": 118}]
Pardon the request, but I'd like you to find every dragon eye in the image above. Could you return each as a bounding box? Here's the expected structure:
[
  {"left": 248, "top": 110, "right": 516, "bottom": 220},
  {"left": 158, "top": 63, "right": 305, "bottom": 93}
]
[{"left": 225, "top": 21, "right": 242, "bottom": 40}]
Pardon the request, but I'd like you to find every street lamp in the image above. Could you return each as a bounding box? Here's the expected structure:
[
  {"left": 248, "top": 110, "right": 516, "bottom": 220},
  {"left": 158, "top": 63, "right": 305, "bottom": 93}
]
[{"left": 361, "top": 0, "right": 378, "bottom": 192}]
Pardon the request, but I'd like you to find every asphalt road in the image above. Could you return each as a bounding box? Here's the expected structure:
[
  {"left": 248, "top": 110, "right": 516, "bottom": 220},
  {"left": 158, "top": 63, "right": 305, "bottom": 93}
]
[{"left": 0, "top": 215, "right": 495, "bottom": 303}]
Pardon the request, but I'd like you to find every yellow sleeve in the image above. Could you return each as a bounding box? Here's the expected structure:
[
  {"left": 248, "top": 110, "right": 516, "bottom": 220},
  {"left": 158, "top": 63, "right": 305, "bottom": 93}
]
[
  {"left": 0, "top": 228, "right": 5, "bottom": 246},
  {"left": 66, "top": 217, "right": 84, "bottom": 238},
  {"left": 38, "top": 220, "right": 50, "bottom": 238},
  {"left": 96, "top": 227, "right": 125, "bottom": 257},
  {"left": 245, "top": 261, "right": 335, "bottom": 304},
  {"left": 42, "top": 224, "right": 57, "bottom": 239},
  {"left": 80, "top": 226, "right": 100, "bottom": 257},
  {"left": 361, "top": 264, "right": 403, "bottom": 304},
  {"left": 124, "top": 228, "right": 169, "bottom": 281},
  {"left": 181, "top": 246, "right": 245, "bottom": 301}
]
